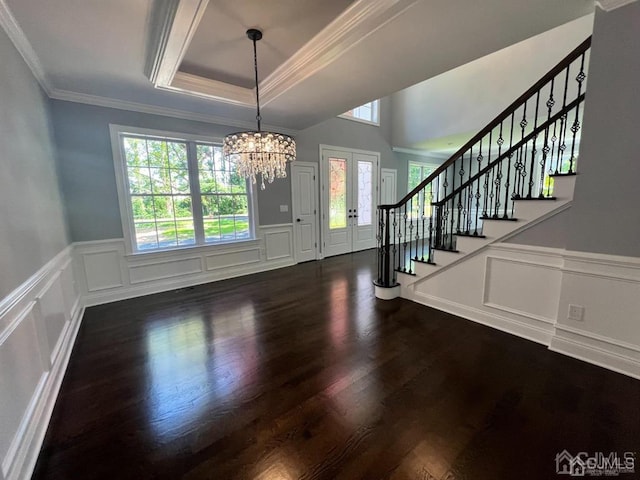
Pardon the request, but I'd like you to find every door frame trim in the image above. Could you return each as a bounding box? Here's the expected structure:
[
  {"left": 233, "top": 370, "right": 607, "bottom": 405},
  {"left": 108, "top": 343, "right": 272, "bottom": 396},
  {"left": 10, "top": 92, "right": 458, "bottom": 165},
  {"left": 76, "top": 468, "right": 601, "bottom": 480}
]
[
  {"left": 318, "top": 144, "right": 381, "bottom": 258},
  {"left": 291, "top": 161, "right": 320, "bottom": 263}
]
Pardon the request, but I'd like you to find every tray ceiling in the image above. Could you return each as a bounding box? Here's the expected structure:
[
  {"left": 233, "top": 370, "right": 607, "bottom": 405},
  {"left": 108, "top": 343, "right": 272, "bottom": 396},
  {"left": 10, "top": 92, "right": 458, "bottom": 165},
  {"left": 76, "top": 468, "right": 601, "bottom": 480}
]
[{"left": 2, "top": 0, "right": 596, "bottom": 131}]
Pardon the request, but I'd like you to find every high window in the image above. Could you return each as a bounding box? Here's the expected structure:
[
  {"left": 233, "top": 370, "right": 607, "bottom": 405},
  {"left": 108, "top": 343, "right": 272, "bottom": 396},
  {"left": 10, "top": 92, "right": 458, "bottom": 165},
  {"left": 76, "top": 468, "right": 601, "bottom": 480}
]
[
  {"left": 339, "top": 100, "right": 379, "bottom": 125},
  {"left": 111, "top": 127, "right": 255, "bottom": 253}
]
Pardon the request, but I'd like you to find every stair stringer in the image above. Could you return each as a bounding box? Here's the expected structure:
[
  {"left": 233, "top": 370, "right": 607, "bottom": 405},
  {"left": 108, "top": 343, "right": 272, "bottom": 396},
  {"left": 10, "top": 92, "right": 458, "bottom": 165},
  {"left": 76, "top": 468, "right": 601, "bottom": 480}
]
[{"left": 397, "top": 175, "right": 576, "bottom": 290}]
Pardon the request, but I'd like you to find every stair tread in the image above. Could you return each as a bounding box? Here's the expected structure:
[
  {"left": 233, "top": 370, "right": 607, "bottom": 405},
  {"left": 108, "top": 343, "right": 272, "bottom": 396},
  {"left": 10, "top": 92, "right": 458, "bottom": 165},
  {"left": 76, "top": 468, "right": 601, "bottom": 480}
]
[
  {"left": 455, "top": 233, "right": 487, "bottom": 238},
  {"left": 513, "top": 196, "right": 556, "bottom": 201},
  {"left": 395, "top": 269, "right": 416, "bottom": 276},
  {"left": 549, "top": 172, "right": 577, "bottom": 177},
  {"left": 412, "top": 258, "right": 436, "bottom": 265},
  {"left": 433, "top": 247, "right": 459, "bottom": 253},
  {"left": 480, "top": 216, "right": 518, "bottom": 221}
]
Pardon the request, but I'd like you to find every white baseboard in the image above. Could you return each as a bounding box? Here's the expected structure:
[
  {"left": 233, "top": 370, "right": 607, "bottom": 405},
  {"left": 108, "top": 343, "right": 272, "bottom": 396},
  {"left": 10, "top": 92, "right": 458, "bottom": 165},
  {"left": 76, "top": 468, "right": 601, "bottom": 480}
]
[
  {"left": 406, "top": 243, "right": 640, "bottom": 381},
  {"left": 550, "top": 334, "right": 640, "bottom": 380},
  {"left": 410, "top": 290, "right": 554, "bottom": 345}
]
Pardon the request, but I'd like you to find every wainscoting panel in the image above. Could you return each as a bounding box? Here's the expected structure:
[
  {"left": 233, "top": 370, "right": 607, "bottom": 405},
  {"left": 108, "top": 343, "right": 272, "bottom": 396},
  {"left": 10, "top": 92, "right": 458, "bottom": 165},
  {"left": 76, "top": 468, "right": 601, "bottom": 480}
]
[
  {"left": 551, "top": 251, "right": 640, "bottom": 379},
  {"left": 0, "top": 246, "right": 82, "bottom": 480},
  {"left": 264, "top": 227, "right": 293, "bottom": 261},
  {"left": 483, "top": 256, "right": 561, "bottom": 325},
  {"left": 406, "top": 243, "right": 640, "bottom": 379},
  {"left": 35, "top": 273, "right": 68, "bottom": 365},
  {"left": 76, "top": 224, "right": 295, "bottom": 307},
  {"left": 129, "top": 257, "right": 203, "bottom": 284},
  {"left": 205, "top": 248, "right": 261, "bottom": 270},
  {"left": 82, "top": 249, "right": 123, "bottom": 292}
]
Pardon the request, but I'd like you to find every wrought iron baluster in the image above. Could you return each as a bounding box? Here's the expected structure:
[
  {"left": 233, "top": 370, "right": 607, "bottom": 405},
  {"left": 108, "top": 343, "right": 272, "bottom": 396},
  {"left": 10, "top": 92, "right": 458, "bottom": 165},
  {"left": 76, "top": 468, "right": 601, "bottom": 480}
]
[
  {"left": 482, "top": 132, "right": 491, "bottom": 219},
  {"left": 540, "top": 78, "right": 555, "bottom": 197},
  {"left": 569, "top": 53, "right": 586, "bottom": 174},
  {"left": 402, "top": 204, "right": 408, "bottom": 272},
  {"left": 449, "top": 162, "right": 456, "bottom": 248},
  {"left": 494, "top": 122, "right": 504, "bottom": 218},
  {"left": 515, "top": 101, "right": 528, "bottom": 199},
  {"left": 457, "top": 156, "right": 464, "bottom": 235},
  {"left": 408, "top": 198, "right": 414, "bottom": 273},
  {"left": 528, "top": 90, "right": 540, "bottom": 198},
  {"left": 393, "top": 209, "right": 399, "bottom": 273},
  {"left": 503, "top": 113, "right": 515, "bottom": 219}
]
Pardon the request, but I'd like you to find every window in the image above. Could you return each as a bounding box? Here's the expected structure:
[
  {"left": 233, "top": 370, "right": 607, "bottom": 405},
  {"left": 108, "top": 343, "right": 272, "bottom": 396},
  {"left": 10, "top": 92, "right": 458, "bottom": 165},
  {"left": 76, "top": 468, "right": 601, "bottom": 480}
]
[
  {"left": 112, "top": 127, "right": 255, "bottom": 253},
  {"left": 408, "top": 162, "right": 438, "bottom": 218},
  {"left": 339, "top": 100, "right": 379, "bottom": 125}
]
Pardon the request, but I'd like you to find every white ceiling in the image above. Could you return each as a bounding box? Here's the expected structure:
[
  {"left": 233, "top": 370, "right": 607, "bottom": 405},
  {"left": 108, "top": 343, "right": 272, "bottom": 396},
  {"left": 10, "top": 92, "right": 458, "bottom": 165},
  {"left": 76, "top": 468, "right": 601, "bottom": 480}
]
[
  {"left": 180, "top": 0, "right": 356, "bottom": 88},
  {"left": 3, "top": 0, "right": 596, "bottom": 132}
]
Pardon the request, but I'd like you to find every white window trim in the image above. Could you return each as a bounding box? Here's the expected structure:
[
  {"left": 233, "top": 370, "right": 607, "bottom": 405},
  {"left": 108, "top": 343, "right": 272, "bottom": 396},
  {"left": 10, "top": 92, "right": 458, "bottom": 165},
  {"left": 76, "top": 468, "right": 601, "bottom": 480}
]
[
  {"left": 408, "top": 161, "right": 440, "bottom": 190},
  {"left": 109, "top": 124, "right": 259, "bottom": 255},
  {"left": 338, "top": 100, "right": 380, "bottom": 126}
]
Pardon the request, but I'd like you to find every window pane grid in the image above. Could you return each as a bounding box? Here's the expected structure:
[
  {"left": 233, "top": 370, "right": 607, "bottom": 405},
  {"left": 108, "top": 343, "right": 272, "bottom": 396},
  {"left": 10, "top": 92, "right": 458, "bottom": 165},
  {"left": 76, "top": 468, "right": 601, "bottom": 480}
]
[
  {"left": 121, "top": 133, "right": 252, "bottom": 252},
  {"left": 196, "top": 143, "right": 250, "bottom": 244}
]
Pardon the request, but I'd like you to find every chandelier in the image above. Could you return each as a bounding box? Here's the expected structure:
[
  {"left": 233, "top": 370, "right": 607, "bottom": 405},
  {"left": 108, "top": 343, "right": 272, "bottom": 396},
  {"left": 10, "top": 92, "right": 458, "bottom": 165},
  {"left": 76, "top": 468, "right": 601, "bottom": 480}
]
[{"left": 223, "top": 29, "right": 296, "bottom": 190}]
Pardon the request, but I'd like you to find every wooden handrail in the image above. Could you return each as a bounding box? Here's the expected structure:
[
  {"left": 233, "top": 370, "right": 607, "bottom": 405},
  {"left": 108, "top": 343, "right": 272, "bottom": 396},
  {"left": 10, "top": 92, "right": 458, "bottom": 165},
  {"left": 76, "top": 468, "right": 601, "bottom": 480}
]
[
  {"left": 432, "top": 94, "right": 585, "bottom": 206},
  {"left": 381, "top": 36, "right": 592, "bottom": 210}
]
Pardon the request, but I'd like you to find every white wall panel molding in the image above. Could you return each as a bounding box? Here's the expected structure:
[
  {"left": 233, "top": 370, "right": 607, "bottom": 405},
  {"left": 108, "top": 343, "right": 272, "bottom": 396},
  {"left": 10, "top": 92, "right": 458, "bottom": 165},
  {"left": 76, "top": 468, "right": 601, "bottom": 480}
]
[
  {"left": 0, "top": 245, "right": 82, "bottom": 480},
  {"left": 76, "top": 225, "right": 295, "bottom": 307},
  {"left": 407, "top": 242, "right": 640, "bottom": 380},
  {"left": 410, "top": 290, "right": 555, "bottom": 345},
  {"left": 262, "top": 226, "right": 294, "bottom": 261},
  {"left": 482, "top": 256, "right": 562, "bottom": 326}
]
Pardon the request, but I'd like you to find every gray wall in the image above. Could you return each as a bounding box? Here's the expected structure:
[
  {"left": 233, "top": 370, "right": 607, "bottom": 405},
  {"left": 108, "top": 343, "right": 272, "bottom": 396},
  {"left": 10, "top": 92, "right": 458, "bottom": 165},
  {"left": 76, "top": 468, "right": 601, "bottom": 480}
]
[
  {"left": 52, "top": 96, "right": 416, "bottom": 241},
  {"left": 50, "top": 101, "right": 292, "bottom": 242},
  {"left": 391, "top": 14, "right": 593, "bottom": 150},
  {"left": 504, "top": 3, "right": 640, "bottom": 257},
  {"left": 506, "top": 208, "right": 571, "bottom": 249},
  {"left": 0, "top": 29, "right": 69, "bottom": 299},
  {"left": 566, "top": 3, "right": 640, "bottom": 257},
  {"left": 295, "top": 97, "right": 396, "bottom": 167}
]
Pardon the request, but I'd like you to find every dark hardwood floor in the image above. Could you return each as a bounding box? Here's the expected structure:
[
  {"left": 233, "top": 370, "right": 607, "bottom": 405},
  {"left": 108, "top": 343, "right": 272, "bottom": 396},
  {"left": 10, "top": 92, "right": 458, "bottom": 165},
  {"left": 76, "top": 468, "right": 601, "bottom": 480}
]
[{"left": 33, "top": 250, "right": 640, "bottom": 480}]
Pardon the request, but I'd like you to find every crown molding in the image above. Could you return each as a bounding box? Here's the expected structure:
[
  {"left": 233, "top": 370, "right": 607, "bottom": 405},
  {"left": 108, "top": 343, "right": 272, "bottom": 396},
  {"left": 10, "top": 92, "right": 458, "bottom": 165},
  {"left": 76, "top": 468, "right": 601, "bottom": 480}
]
[
  {"left": 595, "top": 0, "right": 638, "bottom": 11},
  {"left": 148, "top": 0, "right": 209, "bottom": 87},
  {"left": 152, "top": 0, "right": 419, "bottom": 108},
  {"left": 48, "top": 88, "right": 298, "bottom": 136},
  {"left": 0, "top": 0, "right": 51, "bottom": 94},
  {"left": 259, "top": 0, "right": 419, "bottom": 105},
  {"left": 169, "top": 71, "right": 254, "bottom": 106}
]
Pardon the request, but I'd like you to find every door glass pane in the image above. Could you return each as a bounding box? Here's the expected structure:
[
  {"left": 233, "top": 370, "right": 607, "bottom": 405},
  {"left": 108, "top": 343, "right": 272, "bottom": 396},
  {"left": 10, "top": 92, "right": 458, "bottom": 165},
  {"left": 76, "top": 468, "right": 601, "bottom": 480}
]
[
  {"left": 329, "top": 158, "right": 347, "bottom": 229},
  {"left": 357, "top": 161, "right": 372, "bottom": 226}
]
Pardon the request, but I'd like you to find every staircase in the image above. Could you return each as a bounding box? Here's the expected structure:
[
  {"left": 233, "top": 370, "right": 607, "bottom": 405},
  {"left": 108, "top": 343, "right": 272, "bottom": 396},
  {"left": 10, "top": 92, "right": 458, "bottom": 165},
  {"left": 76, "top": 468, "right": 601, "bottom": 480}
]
[{"left": 375, "top": 37, "right": 591, "bottom": 300}]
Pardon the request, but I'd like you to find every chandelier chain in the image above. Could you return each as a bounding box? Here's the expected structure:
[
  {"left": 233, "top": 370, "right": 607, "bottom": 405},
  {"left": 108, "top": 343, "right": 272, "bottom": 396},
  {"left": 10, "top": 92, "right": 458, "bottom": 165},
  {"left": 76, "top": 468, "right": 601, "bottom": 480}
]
[{"left": 252, "top": 34, "right": 262, "bottom": 131}]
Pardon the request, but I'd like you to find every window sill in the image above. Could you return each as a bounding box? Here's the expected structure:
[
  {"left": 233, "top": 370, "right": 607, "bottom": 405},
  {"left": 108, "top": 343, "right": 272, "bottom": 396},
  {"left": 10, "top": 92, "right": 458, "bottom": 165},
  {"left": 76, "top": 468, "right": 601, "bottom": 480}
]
[
  {"left": 125, "top": 237, "right": 261, "bottom": 259},
  {"left": 337, "top": 114, "right": 380, "bottom": 127}
]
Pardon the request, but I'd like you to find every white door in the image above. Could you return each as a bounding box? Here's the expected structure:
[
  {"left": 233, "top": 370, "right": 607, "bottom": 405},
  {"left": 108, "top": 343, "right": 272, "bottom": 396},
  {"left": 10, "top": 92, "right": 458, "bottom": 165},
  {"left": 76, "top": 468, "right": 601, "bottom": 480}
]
[
  {"left": 380, "top": 168, "right": 397, "bottom": 205},
  {"left": 321, "top": 147, "right": 379, "bottom": 257},
  {"left": 291, "top": 162, "right": 318, "bottom": 262}
]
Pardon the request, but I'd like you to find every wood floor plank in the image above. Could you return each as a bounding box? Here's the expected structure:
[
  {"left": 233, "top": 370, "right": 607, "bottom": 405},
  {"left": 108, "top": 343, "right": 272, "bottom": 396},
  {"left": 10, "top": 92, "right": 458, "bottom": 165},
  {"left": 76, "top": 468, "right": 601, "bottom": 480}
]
[{"left": 32, "top": 250, "right": 640, "bottom": 479}]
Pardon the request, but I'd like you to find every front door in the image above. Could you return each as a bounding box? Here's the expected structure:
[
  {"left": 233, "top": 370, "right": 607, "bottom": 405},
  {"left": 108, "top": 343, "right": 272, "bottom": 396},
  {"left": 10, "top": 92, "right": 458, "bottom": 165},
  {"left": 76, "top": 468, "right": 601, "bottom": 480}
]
[{"left": 321, "top": 147, "right": 379, "bottom": 257}]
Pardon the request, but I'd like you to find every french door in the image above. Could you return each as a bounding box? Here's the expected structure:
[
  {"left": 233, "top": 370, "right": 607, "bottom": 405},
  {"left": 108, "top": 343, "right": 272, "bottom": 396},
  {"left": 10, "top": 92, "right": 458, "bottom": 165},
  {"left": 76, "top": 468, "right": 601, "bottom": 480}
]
[{"left": 321, "top": 147, "right": 378, "bottom": 257}]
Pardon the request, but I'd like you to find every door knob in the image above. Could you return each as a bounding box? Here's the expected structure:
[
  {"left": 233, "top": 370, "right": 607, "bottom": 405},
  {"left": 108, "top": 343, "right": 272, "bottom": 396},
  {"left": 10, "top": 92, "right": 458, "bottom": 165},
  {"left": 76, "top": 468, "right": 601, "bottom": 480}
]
[{"left": 296, "top": 218, "right": 301, "bottom": 222}]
